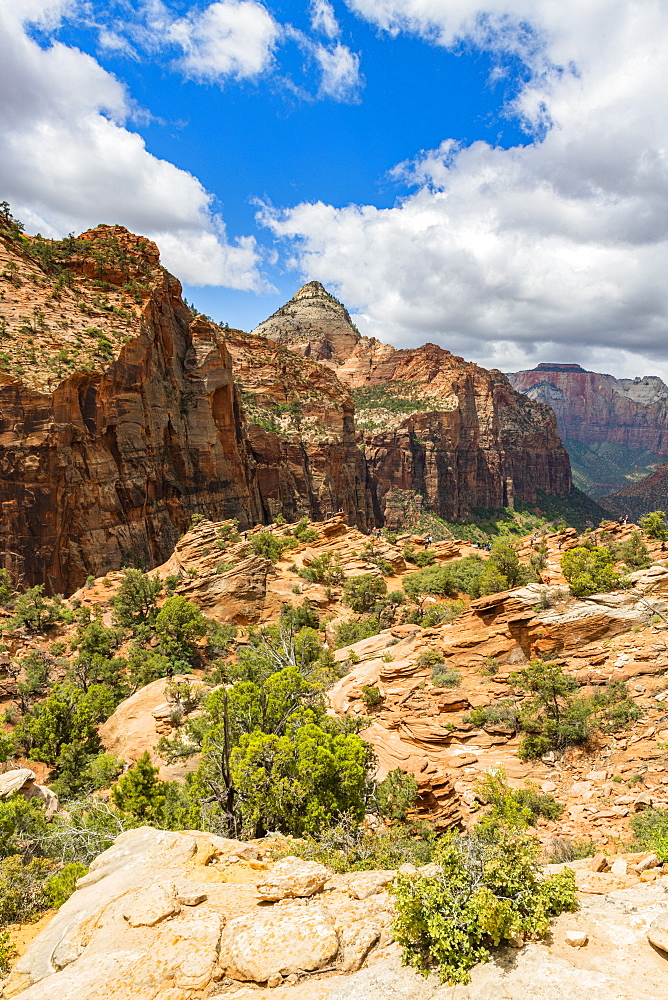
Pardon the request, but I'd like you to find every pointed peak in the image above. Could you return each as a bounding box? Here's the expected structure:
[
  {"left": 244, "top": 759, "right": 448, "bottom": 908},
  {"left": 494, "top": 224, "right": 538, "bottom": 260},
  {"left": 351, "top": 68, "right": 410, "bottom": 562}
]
[{"left": 292, "top": 280, "right": 337, "bottom": 303}]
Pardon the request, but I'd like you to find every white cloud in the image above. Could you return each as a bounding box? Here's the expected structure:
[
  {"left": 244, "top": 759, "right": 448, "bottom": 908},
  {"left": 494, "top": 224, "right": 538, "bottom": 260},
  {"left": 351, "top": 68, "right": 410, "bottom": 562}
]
[
  {"left": 313, "top": 40, "right": 362, "bottom": 100},
  {"left": 168, "top": 1, "right": 279, "bottom": 82},
  {"left": 310, "top": 0, "right": 340, "bottom": 38},
  {"left": 262, "top": 0, "right": 668, "bottom": 378},
  {"left": 0, "top": 0, "right": 265, "bottom": 290}
]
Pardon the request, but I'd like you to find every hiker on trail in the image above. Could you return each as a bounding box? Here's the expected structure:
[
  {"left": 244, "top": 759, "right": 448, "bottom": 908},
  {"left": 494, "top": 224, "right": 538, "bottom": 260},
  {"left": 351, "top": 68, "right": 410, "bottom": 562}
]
[
  {"left": 558, "top": 539, "right": 562, "bottom": 551},
  {"left": 166, "top": 664, "right": 174, "bottom": 680},
  {"left": 424, "top": 534, "right": 433, "bottom": 549}
]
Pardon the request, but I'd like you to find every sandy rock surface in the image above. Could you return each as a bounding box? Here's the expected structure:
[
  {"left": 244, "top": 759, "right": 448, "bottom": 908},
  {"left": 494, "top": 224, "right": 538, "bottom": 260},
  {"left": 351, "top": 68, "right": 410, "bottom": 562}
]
[{"left": 2, "top": 828, "right": 668, "bottom": 1000}]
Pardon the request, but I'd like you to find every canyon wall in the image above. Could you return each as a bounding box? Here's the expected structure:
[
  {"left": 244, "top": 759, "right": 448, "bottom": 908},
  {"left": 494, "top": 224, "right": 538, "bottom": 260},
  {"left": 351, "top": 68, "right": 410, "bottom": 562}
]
[
  {"left": 0, "top": 222, "right": 262, "bottom": 592},
  {"left": 254, "top": 283, "right": 571, "bottom": 525},
  {"left": 0, "top": 222, "right": 572, "bottom": 592},
  {"left": 508, "top": 363, "right": 668, "bottom": 496},
  {"left": 508, "top": 363, "right": 668, "bottom": 453}
]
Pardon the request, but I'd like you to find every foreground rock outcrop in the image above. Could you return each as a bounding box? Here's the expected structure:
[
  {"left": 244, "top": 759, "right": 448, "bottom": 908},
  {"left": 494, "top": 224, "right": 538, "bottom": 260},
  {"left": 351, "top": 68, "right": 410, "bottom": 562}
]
[{"left": 3, "top": 827, "right": 668, "bottom": 999}]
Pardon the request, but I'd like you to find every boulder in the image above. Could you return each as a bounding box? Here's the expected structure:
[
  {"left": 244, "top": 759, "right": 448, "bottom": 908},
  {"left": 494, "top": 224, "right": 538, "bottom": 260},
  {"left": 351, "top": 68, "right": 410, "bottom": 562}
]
[
  {"left": 0, "top": 768, "right": 35, "bottom": 797},
  {"left": 220, "top": 901, "right": 339, "bottom": 982},
  {"left": 647, "top": 911, "right": 668, "bottom": 953},
  {"left": 255, "top": 857, "right": 330, "bottom": 901},
  {"left": 122, "top": 883, "right": 181, "bottom": 927},
  {"left": 564, "top": 930, "right": 588, "bottom": 947},
  {"left": 0, "top": 768, "right": 59, "bottom": 818}
]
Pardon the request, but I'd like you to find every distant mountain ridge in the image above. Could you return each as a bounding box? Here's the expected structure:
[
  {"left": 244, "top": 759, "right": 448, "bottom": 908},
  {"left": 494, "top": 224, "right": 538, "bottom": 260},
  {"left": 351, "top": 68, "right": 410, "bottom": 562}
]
[{"left": 508, "top": 363, "right": 668, "bottom": 496}]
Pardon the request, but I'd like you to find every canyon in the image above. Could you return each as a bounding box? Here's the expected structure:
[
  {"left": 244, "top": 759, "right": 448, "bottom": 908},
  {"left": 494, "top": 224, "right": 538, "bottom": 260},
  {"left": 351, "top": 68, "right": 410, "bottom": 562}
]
[
  {"left": 508, "top": 363, "right": 668, "bottom": 497},
  {"left": 0, "top": 222, "right": 571, "bottom": 593},
  {"left": 254, "top": 282, "right": 571, "bottom": 528}
]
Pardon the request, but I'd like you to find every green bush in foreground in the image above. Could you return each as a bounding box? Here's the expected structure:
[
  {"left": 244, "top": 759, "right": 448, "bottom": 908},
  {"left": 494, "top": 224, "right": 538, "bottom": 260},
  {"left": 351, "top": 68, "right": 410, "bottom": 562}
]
[
  {"left": 390, "top": 824, "right": 577, "bottom": 984},
  {"left": 630, "top": 807, "right": 668, "bottom": 860}
]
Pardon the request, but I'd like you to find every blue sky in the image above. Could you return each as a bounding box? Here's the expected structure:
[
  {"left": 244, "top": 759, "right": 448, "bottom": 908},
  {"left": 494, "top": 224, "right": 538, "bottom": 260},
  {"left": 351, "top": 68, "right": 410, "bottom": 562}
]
[
  {"left": 36, "top": 1, "right": 528, "bottom": 330},
  {"left": 2, "top": 1, "right": 668, "bottom": 378}
]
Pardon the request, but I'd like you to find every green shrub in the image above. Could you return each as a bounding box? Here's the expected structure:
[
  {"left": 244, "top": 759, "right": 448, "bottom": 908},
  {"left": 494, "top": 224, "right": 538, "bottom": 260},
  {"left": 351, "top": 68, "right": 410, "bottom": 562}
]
[
  {"left": 0, "top": 928, "right": 14, "bottom": 975},
  {"left": 513, "top": 787, "right": 564, "bottom": 822},
  {"left": 112, "top": 570, "right": 162, "bottom": 633},
  {"left": 0, "top": 569, "right": 14, "bottom": 607},
  {"left": 479, "top": 563, "right": 509, "bottom": 595},
  {"left": 44, "top": 862, "right": 88, "bottom": 908},
  {"left": 342, "top": 574, "right": 387, "bottom": 613},
  {"left": 415, "top": 650, "right": 444, "bottom": 670},
  {"left": 0, "top": 855, "right": 54, "bottom": 924},
  {"left": 333, "top": 617, "right": 380, "bottom": 648},
  {"left": 639, "top": 510, "right": 668, "bottom": 541},
  {"left": 155, "top": 595, "right": 208, "bottom": 660},
  {"left": 299, "top": 552, "right": 344, "bottom": 585},
  {"left": 403, "top": 565, "right": 458, "bottom": 599},
  {"left": 511, "top": 662, "right": 640, "bottom": 759},
  {"left": 630, "top": 807, "right": 668, "bottom": 860},
  {"left": 293, "top": 518, "right": 319, "bottom": 544},
  {"left": 616, "top": 530, "right": 651, "bottom": 569},
  {"left": 6, "top": 585, "right": 69, "bottom": 633},
  {"left": 463, "top": 700, "right": 520, "bottom": 730},
  {"left": 376, "top": 768, "right": 419, "bottom": 821},
  {"left": 431, "top": 667, "right": 461, "bottom": 688},
  {"left": 249, "top": 532, "right": 296, "bottom": 563},
  {"left": 361, "top": 684, "right": 382, "bottom": 707},
  {"left": 390, "top": 825, "right": 578, "bottom": 983},
  {"left": 560, "top": 545, "right": 620, "bottom": 597},
  {"left": 473, "top": 771, "right": 563, "bottom": 826},
  {"left": 414, "top": 551, "right": 435, "bottom": 567}
]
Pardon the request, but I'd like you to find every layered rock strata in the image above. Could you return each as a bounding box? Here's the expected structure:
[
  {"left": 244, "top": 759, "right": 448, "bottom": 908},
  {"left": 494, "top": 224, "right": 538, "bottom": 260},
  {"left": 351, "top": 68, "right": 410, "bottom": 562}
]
[
  {"left": 254, "top": 282, "right": 571, "bottom": 524},
  {"left": 508, "top": 364, "right": 668, "bottom": 454},
  {"left": 0, "top": 222, "right": 261, "bottom": 592},
  {"left": 224, "top": 329, "right": 372, "bottom": 528},
  {"left": 0, "top": 222, "right": 571, "bottom": 592}
]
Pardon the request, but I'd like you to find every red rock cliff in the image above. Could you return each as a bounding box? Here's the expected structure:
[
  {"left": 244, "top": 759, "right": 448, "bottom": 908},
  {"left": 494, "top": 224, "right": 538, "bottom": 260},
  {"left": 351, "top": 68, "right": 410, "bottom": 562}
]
[
  {"left": 254, "top": 283, "right": 572, "bottom": 523},
  {"left": 508, "top": 363, "right": 668, "bottom": 455},
  {"left": 0, "top": 222, "right": 261, "bottom": 592}
]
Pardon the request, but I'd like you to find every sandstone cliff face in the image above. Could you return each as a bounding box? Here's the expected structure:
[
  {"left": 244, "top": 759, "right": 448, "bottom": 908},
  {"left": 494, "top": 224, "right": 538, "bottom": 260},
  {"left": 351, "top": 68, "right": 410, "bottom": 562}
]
[
  {"left": 0, "top": 221, "right": 571, "bottom": 593},
  {"left": 256, "top": 283, "right": 571, "bottom": 523},
  {"left": 603, "top": 462, "right": 668, "bottom": 520},
  {"left": 224, "top": 329, "right": 372, "bottom": 528},
  {"left": 509, "top": 364, "right": 668, "bottom": 456},
  {"left": 0, "top": 222, "right": 261, "bottom": 592}
]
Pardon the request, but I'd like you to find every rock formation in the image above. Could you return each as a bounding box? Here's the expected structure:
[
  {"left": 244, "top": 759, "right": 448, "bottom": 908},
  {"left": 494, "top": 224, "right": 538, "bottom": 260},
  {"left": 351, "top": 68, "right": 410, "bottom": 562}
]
[
  {"left": 224, "top": 329, "right": 372, "bottom": 528},
  {"left": 4, "top": 826, "right": 668, "bottom": 999},
  {"left": 0, "top": 220, "right": 574, "bottom": 593},
  {"left": 254, "top": 283, "right": 572, "bottom": 524},
  {"left": 508, "top": 363, "right": 668, "bottom": 495},
  {"left": 0, "top": 220, "right": 261, "bottom": 593},
  {"left": 603, "top": 462, "right": 668, "bottom": 520}
]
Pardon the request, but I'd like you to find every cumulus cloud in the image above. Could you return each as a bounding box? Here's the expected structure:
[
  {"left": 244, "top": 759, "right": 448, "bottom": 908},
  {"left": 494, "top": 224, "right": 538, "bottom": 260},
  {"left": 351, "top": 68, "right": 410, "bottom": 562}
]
[
  {"left": 262, "top": 0, "right": 668, "bottom": 378},
  {"left": 0, "top": 0, "right": 265, "bottom": 289},
  {"left": 167, "top": 0, "right": 279, "bottom": 82}
]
